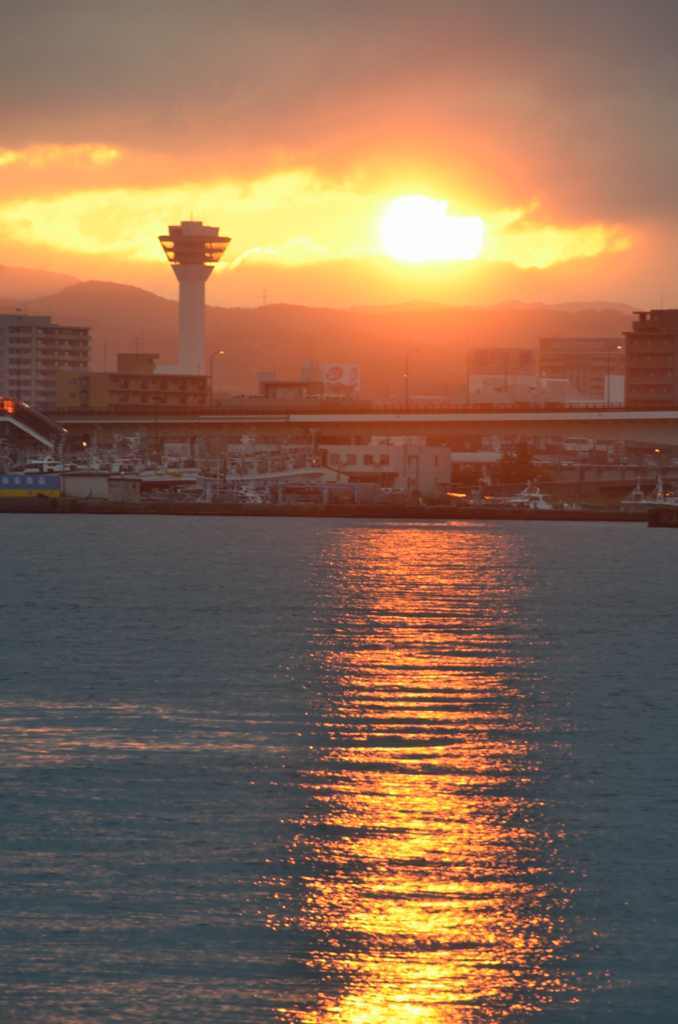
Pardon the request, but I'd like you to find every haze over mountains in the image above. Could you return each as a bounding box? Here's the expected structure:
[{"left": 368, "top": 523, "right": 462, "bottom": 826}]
[{"left": 0, "top": 264, "right": 633, "bottom": 397}]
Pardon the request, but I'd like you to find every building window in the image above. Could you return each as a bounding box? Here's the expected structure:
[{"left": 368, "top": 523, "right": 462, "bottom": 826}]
[
  {"left": 363, "top": 454, "right": 374, "bottom": 465},
  {"left": 346, "top": 454, "right": 356, "bottom": 465},
  {"left": 329, "top": 453, "right": 340, "bottom": 465},
  {"left": 379, "top": 454, "right": 390, "bottom": 465}
]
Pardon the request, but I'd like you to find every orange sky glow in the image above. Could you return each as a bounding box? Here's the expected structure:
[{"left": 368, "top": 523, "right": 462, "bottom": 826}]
[{"left": 0, "top": 1, "right": 676, "bottom": 309}]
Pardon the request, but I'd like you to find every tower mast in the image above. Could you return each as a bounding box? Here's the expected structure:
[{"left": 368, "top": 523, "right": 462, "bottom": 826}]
[{"left": 158, "top": 220, "right": 231, "bottom": 374}]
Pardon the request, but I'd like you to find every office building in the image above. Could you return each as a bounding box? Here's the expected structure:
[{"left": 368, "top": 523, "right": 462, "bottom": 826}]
[
  {"left": 0, "top": 314, "right": 91, "bottom": 410},
  {"left": 468, "top": 348, "right": 537, "bottom": 404},
  {"left": 56, "top": 353, "right": 208, "bottom": 410},
  {"left": 538, "top": 337, "right": 625, "bottom": 401},
  {"left": 624, "top": 309, "right": 678, "bottom": 408}
]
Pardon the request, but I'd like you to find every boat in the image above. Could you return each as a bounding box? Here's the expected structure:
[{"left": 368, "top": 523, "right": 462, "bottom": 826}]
[
  {"left": 620, "top": 477, "right": 678, "bottom": 513},
  {"left": 501, "top": 482, "right": 553, "bottom": 510}
]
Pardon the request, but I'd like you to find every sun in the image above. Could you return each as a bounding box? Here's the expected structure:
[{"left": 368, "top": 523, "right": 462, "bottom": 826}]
[{"left": 381, "top": 195, "right": 484, "bottom": 263}]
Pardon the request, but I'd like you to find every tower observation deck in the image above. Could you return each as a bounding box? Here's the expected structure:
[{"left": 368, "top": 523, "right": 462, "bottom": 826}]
[{"left": 159, "top": 220, "right": 231, "bottom": 375}]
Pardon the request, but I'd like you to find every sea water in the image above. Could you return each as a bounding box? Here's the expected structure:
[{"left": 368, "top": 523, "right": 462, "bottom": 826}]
[{"left": 0, "top": 516, "right": 676, "bottom": 1023}]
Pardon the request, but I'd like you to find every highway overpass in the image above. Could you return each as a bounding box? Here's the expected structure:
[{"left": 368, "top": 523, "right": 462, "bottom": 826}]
[
  {"left": 0, "top": 399, "right": 64, "bottom": 448},
  {"left": 51, "top": 403, "right": 678, "bottom": 448}
]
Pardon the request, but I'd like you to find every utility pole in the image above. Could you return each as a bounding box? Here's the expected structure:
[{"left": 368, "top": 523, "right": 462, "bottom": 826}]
[
  {"left": 209, "top": 349, "right": 226, "bottom": 409},
  {"left": 405, "top": 348, "right": 419, "bottom": 409}
]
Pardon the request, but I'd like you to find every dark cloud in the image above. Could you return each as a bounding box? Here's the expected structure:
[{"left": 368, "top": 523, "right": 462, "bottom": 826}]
[{"left": 2, "top": 1, "right": 678, "bottom": 219}]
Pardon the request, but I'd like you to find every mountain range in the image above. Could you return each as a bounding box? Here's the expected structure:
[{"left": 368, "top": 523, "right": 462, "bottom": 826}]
[{"left": 0, "top": 265, "right": 633, "bottom": 397}]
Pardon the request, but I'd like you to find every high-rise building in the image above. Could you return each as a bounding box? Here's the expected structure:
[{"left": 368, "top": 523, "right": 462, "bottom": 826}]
[
  {"left": 538, "top": 337, "right": 625, "bottom": 401},
  {"left": 624, "top": 309, "right": 678, "bottom": 408},
  {"left": 0, "top": 314, "right": 91, "bottom": 410},
  {"left": 158, "top": 220, "right": 231, "bottom": 375}
]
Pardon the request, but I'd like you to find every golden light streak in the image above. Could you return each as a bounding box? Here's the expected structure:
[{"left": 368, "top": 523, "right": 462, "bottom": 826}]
[{"left": 278, "top": 526, "right": 577, "bottom": 1023}]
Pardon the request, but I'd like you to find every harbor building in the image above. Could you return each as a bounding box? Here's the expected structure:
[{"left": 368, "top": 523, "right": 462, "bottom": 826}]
[
  {"left": 56, "top": 353, "right": 208, "bottom": 410},
  {"left": 321, "top": 442, "right": 451, "bottom": 494},
  {"left": 0, "top": 314, "right": 91, "bottom": 411},
  {"left": 158, "top": 220, "right": 231, "bottom": 375},
  {"left": 538, "top": 337, "right": 625, "bottom": 402},
  {"left": 624, "top": 309, "right": 678, "bottom": 408}
]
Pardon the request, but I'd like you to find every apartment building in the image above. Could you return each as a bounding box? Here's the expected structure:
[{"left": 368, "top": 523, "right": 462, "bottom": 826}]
[
  {"left": 624, "top": 309, "right": 678, "bottom": 407},
  {"left": 0, "top": 314, "right": 91, "bottom": 410}
]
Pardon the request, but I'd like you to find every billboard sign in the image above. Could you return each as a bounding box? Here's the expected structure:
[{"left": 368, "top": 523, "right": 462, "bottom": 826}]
[{"left": 322, "top": 363, "right": 360, "bottom": 394}]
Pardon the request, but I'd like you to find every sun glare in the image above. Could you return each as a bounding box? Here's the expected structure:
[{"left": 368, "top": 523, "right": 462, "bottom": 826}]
[{"left": 381, "top": 195, "right": 484, "bottom": 263}]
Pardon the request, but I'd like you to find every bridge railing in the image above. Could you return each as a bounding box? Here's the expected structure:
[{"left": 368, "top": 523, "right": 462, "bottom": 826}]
[{"left": 42, "top": 399, "right": 678, "bottom": 418}]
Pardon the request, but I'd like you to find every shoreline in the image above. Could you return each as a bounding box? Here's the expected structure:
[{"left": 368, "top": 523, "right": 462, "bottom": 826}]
[{"left": 0, "top": 497, "right": 650, "bottom": 522}]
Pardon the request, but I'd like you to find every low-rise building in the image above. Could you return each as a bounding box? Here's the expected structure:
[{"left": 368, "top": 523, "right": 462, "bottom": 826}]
[
  {"left": 320, "top": 442, "right": 451, "bottom": 494},
  {"left": 0, "top": 314, "right": 91, "bottom": 410},
  {"left": 56, "top": 353, "right": 209, "bottom": 410},
  {"left": 257, "top": 363, "right": 325, "bottom": 400}
]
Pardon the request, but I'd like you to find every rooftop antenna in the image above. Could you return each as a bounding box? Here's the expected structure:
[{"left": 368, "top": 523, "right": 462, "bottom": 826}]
[{"left": 261, "top": 289, "right": 268, "bottom": 306}]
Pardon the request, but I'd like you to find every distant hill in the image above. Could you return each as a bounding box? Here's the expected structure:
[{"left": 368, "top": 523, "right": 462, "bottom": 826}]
[
  {"left": 490, "top": 299, "right": 636, "bottom": 314},
  {"left": 0, "top": 264, "right": 79, "bottom": 302},
  {"left": 0, "top": 276, "right": 633, "bottom": 396}
]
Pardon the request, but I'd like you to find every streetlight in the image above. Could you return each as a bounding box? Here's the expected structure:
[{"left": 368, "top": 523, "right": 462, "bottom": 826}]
[
  {"left": 209, "top": 349, "right": 226, "bottom": 409},
  {"left": 404, "top": 348, "right": 419, "bottom": 409}
]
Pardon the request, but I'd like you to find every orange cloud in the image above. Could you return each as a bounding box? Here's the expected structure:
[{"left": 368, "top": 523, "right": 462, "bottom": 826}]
[
  {"left": 0, "top": 143, "right": 119, "bottom": 170},
  {"left": 0, "top": 157, "right": 633, "bottom": 277}
]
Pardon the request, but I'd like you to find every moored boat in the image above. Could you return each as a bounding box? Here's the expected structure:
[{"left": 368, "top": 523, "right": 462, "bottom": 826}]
[{"left": 620, "top": 477, "right": 678, "bottom": 513}]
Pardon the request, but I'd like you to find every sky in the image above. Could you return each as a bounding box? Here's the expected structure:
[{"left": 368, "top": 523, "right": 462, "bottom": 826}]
[{"left": 1, "top": 0, "right": 678, "bottom": 308}]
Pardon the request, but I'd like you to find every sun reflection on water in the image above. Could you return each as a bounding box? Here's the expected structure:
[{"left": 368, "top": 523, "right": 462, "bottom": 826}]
[{"left": 284, "top": 525, "right": 575, "bottom": 1023}]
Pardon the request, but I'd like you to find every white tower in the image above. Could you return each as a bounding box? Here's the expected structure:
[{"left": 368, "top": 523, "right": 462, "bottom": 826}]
[{"left": 158, "top": 220, "right": 231, "bottom": 374}]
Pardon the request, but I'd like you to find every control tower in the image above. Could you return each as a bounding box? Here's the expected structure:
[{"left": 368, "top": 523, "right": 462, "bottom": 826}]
[{"left": 159, "top": 220, "right": 231, "bottom": 375}]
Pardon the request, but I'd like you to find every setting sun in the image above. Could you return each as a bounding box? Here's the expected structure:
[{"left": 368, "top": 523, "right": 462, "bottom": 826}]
[{"left": 381, "top": 195, "right": 484, "bottom": 263}]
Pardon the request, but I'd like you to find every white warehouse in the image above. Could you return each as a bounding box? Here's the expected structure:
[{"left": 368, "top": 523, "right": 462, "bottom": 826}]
[{"left": 320, "top": 442, "right": 451, "bottom": 495}]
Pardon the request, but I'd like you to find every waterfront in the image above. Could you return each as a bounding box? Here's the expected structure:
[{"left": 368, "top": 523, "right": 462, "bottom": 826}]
[{"left": 0, "top": 517, "right": 676, "bottom": 1022}]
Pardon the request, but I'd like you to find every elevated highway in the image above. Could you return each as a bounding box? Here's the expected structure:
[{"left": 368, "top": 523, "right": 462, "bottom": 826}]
[
  {"left": 52, "top": 402, "right": 678, "bottom": 447},
  {"left": 0, "top": 398, "right": 64, "bottom": 448}
]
